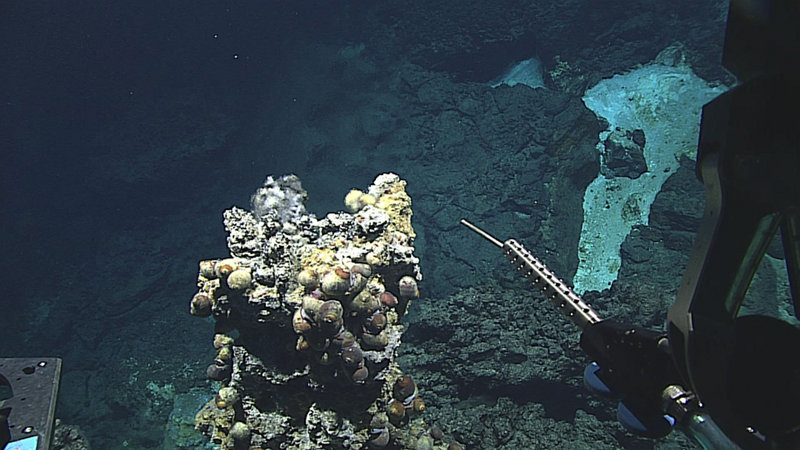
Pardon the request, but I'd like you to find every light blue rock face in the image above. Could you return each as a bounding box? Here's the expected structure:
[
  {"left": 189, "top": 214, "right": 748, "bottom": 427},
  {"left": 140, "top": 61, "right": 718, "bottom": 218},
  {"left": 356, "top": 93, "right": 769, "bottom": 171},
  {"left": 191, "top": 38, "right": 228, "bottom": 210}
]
[
  {"left": 489, "top": 57, "right": 545, "bottom": 89},
  {"left": 574, "top": 60, "right": 727, "bottom": 294}
]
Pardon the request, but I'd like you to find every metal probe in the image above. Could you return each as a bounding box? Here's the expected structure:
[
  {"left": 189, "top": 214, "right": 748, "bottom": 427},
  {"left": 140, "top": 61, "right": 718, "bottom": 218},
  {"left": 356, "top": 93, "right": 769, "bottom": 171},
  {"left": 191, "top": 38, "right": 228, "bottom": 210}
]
[{"left": 460, "top": 219, "right": 602, "bottom": 330}]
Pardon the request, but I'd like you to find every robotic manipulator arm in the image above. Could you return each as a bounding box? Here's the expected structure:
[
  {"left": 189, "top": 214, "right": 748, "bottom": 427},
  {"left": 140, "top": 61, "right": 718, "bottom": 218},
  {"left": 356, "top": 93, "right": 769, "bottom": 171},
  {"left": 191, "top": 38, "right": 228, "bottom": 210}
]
[
  {"left": 462, "top": 1, "right": 800, "bottom": 448},
  {"left": 461, "top": 219, "right": 742, "bottom": 449}
]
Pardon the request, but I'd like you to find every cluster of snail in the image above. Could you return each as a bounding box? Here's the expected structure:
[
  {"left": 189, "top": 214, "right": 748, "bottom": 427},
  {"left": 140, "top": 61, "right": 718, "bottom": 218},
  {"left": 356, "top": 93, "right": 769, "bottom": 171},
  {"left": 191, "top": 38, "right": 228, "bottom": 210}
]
[
  {"left": 207, "top": 334, "right": 234, "bottom": 381},
  {"left": 366, "top": 375, "right": 424, "bottom": 447},
  {"left": 388, "top": 375, "right": 425, "bottom": 424},
  {"left": 190, "top": 258, "right": 252, "bottom": 319},
  {"left": 189, "top": 258, "right": 255, "bottom": 385},
  {"left": 367, "top": 375, "right": 463, "bottom": 449},
  {"left": 292, "top": 261, "right": 419, "bottom": 383},
  {"left": 187, "top": 252, "right": 421, "bottom": 387}
]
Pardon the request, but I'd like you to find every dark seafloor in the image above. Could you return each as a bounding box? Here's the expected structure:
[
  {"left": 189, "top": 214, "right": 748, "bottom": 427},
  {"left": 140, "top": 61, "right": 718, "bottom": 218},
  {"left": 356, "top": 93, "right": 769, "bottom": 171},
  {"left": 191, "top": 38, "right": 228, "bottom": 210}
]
[{"left": 0, "top": 1, "right": 745, "bottom": 449}]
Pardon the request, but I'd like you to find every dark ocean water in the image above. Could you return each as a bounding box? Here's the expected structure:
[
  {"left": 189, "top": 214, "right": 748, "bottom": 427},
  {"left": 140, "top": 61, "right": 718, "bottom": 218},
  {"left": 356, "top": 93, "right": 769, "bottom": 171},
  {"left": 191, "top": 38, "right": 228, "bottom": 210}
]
[{"left": 0, "top": 1, "right": 744, "bottom": 449}]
